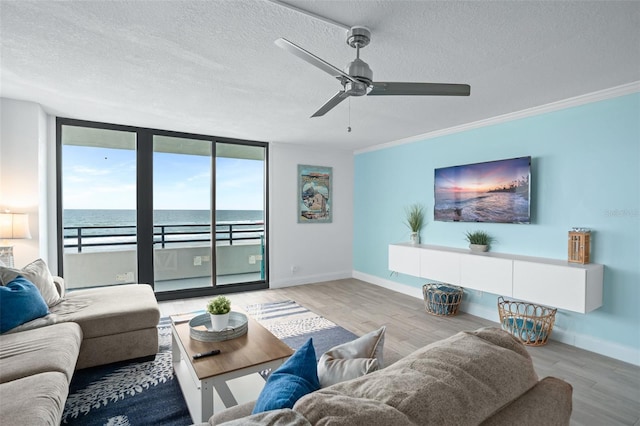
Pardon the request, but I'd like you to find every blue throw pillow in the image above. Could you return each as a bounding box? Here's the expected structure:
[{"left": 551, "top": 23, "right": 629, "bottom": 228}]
[
  {"left": 252, "top": 338, "right": 320, "bottom": 414},
  {"left": 0, "top": 276, "right": 49, "bottom": 333}
]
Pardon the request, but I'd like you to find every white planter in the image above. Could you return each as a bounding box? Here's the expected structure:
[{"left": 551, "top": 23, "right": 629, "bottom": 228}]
[
  {"left": 469, "top": 244, "right": 488, "bottom": 253},
  {"left": 209, "top": 313, "right": 230, "bottom": 331},
  {"left": 410, "top": 232, "right": 420, "bottom": 245}
]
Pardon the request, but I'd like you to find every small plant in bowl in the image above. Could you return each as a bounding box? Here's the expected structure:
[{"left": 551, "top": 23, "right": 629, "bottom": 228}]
[
  {"left": 404, "top": 203, "right": 426, "bottom": 244},
  {"left": 207, "top": 296, "right": 231, "bottom": 331},
  {"left": 464, "top": 230, "right": 494, "bottom": 252}
]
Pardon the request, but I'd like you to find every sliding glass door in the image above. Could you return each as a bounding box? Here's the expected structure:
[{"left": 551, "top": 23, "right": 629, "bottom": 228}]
[
  {"left": 152, "top": 135, "right": 214, "bottom": 292},
  {"left": 215, "top": 142, "right": 267, "bottom": 286},
  {"left": 57, "top": 118, "right": 268, "bottom": 298},
  {"left": 59, "top": 124, "right": 138, "bottom": 291}
]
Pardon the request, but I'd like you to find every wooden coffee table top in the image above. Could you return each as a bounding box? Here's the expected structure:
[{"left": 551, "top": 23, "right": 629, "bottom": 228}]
[{"left": 173, "top": 315, "right": 293, "bottom": 380}]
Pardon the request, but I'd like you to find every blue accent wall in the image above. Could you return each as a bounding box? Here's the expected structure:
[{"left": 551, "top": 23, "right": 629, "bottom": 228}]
[{"left": 354, "top": 93, "right": 639, "bottom": 355}]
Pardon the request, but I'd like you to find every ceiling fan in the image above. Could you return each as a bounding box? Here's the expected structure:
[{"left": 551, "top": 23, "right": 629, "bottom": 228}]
[{"left": 275, "top": 26, "right": 471, "bottom": 118}]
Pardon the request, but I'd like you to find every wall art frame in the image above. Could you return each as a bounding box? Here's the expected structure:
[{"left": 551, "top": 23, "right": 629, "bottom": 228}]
[{"left": 298, "top": 164, "right": 332, "bottom": 223}]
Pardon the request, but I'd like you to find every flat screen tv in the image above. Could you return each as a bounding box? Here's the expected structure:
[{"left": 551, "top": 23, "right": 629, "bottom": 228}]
[{"left": 434, "top": 156, "right": 531, "bottom": 223}]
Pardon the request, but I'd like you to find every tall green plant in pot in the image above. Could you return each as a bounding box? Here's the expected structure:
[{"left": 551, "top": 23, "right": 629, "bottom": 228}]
[
  {"left": 207, "top": 296, "right": 231, "bottom": 331},
  {"left": 404, "top": 203, "right": 425, "bottom": 244}
]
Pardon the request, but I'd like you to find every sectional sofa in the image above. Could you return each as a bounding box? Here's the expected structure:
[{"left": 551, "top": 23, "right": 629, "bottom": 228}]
[
  {"left": 208, "top": 327, "right": 573, "bottom": 426},
  {"left": 0, "top": 260, "right": 160, "bottom": 425}
]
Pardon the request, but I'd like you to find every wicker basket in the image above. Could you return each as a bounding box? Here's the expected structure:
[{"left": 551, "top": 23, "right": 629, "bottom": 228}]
[
  {"left": 497, "top": 297, "right": 557, "bottom": 346},
  {"left": 422, "top": 283, "right": 464, "bottom": 316}
]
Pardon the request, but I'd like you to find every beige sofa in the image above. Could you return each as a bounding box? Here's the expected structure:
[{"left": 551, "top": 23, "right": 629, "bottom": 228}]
[
  {"left": 0, "top": 279, "right": 160, "bottom": 424},
  {"left": 0, "top": 323, "right": 82, "bottom": 425},
  {"left": 208, "top": 327, "right": 573, "bottom": 426}
]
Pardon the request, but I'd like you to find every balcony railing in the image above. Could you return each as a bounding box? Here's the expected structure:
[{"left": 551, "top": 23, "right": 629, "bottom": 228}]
[{"left": 63, "top": 222, "right": 265, "bottom": 253}]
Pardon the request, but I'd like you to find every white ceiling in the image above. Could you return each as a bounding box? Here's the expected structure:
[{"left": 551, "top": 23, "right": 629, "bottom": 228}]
[{"left": 1, "top": 1, "right": 639, "bottom": 151}]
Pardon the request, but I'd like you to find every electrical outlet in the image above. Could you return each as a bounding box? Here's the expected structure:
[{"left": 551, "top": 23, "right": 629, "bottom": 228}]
[
  {"left": 249, "top": 255, "right": 256, "bottom": 264},
  {"left": 116, "top": 272, "right": 134, "bottom": 282},
  {"left": 291, "top": 265, "right": 298, "bottom": 274},
  {"left": 194, "top": 256, "right": 202, "bottom": 266}
]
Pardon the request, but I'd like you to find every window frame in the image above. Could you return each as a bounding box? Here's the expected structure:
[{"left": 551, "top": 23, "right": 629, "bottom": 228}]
[{"left": 56, "top": 117, "right": 269, "bottom": 300}]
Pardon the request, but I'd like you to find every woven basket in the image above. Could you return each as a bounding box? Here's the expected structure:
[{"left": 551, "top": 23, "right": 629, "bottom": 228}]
[
  {"left": 498, "top": 297, "right": 557, "bottom": 346},
  {"left": 422, "top": 283, "right": 464, "bottom": 317}
]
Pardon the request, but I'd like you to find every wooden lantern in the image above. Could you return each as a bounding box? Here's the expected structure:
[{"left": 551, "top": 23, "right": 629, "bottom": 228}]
[{"left": 568, "top": 230, "right": 591, "bottom": 264}]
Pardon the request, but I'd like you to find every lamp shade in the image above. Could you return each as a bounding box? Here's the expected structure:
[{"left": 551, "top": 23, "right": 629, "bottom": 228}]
[{"left": 0, "top": 213, "right": 32, "bottom": 239}]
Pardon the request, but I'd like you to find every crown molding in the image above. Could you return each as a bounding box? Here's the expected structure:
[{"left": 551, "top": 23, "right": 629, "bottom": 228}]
[{"left": 355, "top": 81, "right": 640, "bottom": 155}]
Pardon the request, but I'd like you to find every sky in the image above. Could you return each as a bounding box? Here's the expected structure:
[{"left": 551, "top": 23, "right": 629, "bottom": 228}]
[
  {"left": 62, "top": 145, "right": 264, "bottom": 210},
  {"left": 434, "top": 157, "right": 530, "bottom": 193}
]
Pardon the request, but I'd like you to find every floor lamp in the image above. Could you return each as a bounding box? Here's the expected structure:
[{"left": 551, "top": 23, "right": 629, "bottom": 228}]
[{"left": 0, "top": 212, "right": 32, "bottom": 267}]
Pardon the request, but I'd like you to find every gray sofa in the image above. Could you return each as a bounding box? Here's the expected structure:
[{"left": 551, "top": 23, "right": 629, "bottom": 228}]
[
  {"left": 208, "top": 327, "right": 573, "bottom": 426},
  {"left": 0, "top": 279, "right": 160, "bottom": 424}
]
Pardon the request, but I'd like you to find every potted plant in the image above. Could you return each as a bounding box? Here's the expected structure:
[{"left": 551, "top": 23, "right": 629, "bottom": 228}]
[
  {"left": 464, "top": 230, "right": 494, "bottom": 253},
  {"left": 206, "top": 296, "right": 231, "bottom": 331},
  {"left": 404, "top": 203, "right": 425, "bottom": 244}
]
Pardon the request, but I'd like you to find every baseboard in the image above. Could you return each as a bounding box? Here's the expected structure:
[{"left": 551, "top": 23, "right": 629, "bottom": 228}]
[
  {"left": 352, "top": 270, "right": 640, "bottom": 366},
  {"left": 352, "top": 271, "right": 423, "bottom": 299},
  {"left": 550, "top": 328, "right": 640, "bottom": 366},
  {"left": 271, "top": 270, "right": 352, "bottom": 289}
]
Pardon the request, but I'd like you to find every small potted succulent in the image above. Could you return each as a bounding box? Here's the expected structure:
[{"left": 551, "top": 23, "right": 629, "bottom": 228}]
[
  {"left": 206, "top": 296, "right": 231, "bottom": 331},
  {"left": 464, "top": 230, "right": 494, "bottom": 253},
  {"left": 404, "top": 203, "right": 426, "bottom": 244}
]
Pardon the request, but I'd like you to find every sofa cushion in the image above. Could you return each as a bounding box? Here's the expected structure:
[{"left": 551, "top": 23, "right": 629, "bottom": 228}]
[
  {"left": 214, "top": 408, "right": 311, "bottom": 426},
  {"left": 0, "top": 276, "right": 50, "bottom": 333},
  {"left": 317, "top": 326, "right": 386, "bottom": 387},
  {"left": 0, "top": 258, "right": 61, "bottom": 307},
  {"left": 0, "top": 322, "right": 82, "bottom": 383},
  {"left": 62, "top": 284, "right": 159, "bottom": 338},
  {"left": 480, "top": 377, "right": 573, "bottom": 426},
  {"left": 252, "top": 338, "right": 320, "bottom": 414},
  {"left": 295, "top": 390, "right": 416, "bottom": 426},
  {"left": 294, "top": 327, "right": 539, "bottom": 426},
  {"left": 0, "top": 371, "right": 70, "bottom": 426}
]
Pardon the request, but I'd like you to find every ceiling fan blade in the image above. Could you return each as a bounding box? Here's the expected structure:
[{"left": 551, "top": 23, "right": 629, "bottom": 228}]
[
  {"left": 368, "top": 82, "right": 471, "bottom": 96},
  {"left": 275, "top": 38, "right": 356, "bottom": 83},
  {"left": 311, "top": 91, "right": 350, "bottom": 117}
]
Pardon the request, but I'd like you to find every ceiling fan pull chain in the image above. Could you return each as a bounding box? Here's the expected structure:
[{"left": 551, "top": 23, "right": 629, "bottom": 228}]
[{"left": 348, "top": 98, "right": 352, "bottom": 133}]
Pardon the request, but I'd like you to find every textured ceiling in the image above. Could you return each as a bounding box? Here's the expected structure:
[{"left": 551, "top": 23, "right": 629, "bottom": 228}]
[{"left": 1, "top": 1, "right": 639, "bottom": 151}]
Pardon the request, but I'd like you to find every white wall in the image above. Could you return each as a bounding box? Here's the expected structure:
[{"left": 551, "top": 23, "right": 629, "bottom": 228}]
[
  {"left": 268, "top": 143, "right": 354, "bottom": 287},
  {"left": 0, "top": 98, "right": 49, "bottom": 268}
]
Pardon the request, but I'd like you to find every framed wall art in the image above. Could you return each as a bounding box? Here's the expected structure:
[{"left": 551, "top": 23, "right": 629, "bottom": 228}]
[{"left": 298, "top": 164, "right": 332, "bottom": 223}]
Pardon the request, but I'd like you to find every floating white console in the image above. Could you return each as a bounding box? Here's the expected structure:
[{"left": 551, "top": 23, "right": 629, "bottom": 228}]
[{"left": 389, "top": 243, "right": 603, "bottom": 313}]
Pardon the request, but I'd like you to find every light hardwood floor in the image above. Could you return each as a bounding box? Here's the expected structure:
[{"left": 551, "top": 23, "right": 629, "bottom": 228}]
[{"left": 159, "top": 278, "right": 640, "bottom": 426}]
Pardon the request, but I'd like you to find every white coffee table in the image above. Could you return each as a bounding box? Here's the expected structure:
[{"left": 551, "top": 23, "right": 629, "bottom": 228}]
[{"left": 171, "top": 315, "right": 293, "bottom": 423}]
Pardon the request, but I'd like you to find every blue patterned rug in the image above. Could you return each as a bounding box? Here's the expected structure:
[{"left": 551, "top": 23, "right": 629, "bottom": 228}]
[
  {"left": 62, "top": 301, "right": 356, "bottom": 425},
  {"left": 62, "top": 317, "right": 190, "bottom": 425}
]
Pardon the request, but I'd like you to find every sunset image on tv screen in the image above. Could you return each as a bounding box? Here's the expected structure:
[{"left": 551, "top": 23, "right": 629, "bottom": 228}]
[{"left": 434, "top": 157, "right": 531, "bottom": 223}]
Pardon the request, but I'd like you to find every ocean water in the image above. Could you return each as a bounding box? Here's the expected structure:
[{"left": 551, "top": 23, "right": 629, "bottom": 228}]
[
  {"left": 63, "top": 209, "right": 264, "bottom": 252},
  {"left": 64, "top": 209, "right": 263, "bottom": 228},
  {"left": 434, "top": 192, "right": 530, "bottom": 223}
]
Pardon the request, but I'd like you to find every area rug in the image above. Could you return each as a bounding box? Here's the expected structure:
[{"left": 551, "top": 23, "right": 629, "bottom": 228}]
[
  {"left": 61, "top": 317, "right": 191, "bottom": 426},
  {"left": 62, "top": 301, "right": 356, "bottom": 425},
  {"left": 245, "top": 300, "right": 358, "bottom": 360}
]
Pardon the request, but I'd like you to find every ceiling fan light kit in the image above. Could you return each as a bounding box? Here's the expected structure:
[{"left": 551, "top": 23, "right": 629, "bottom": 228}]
[{"left": 275, "top": 26, "right": 471, "bottom": 118}]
